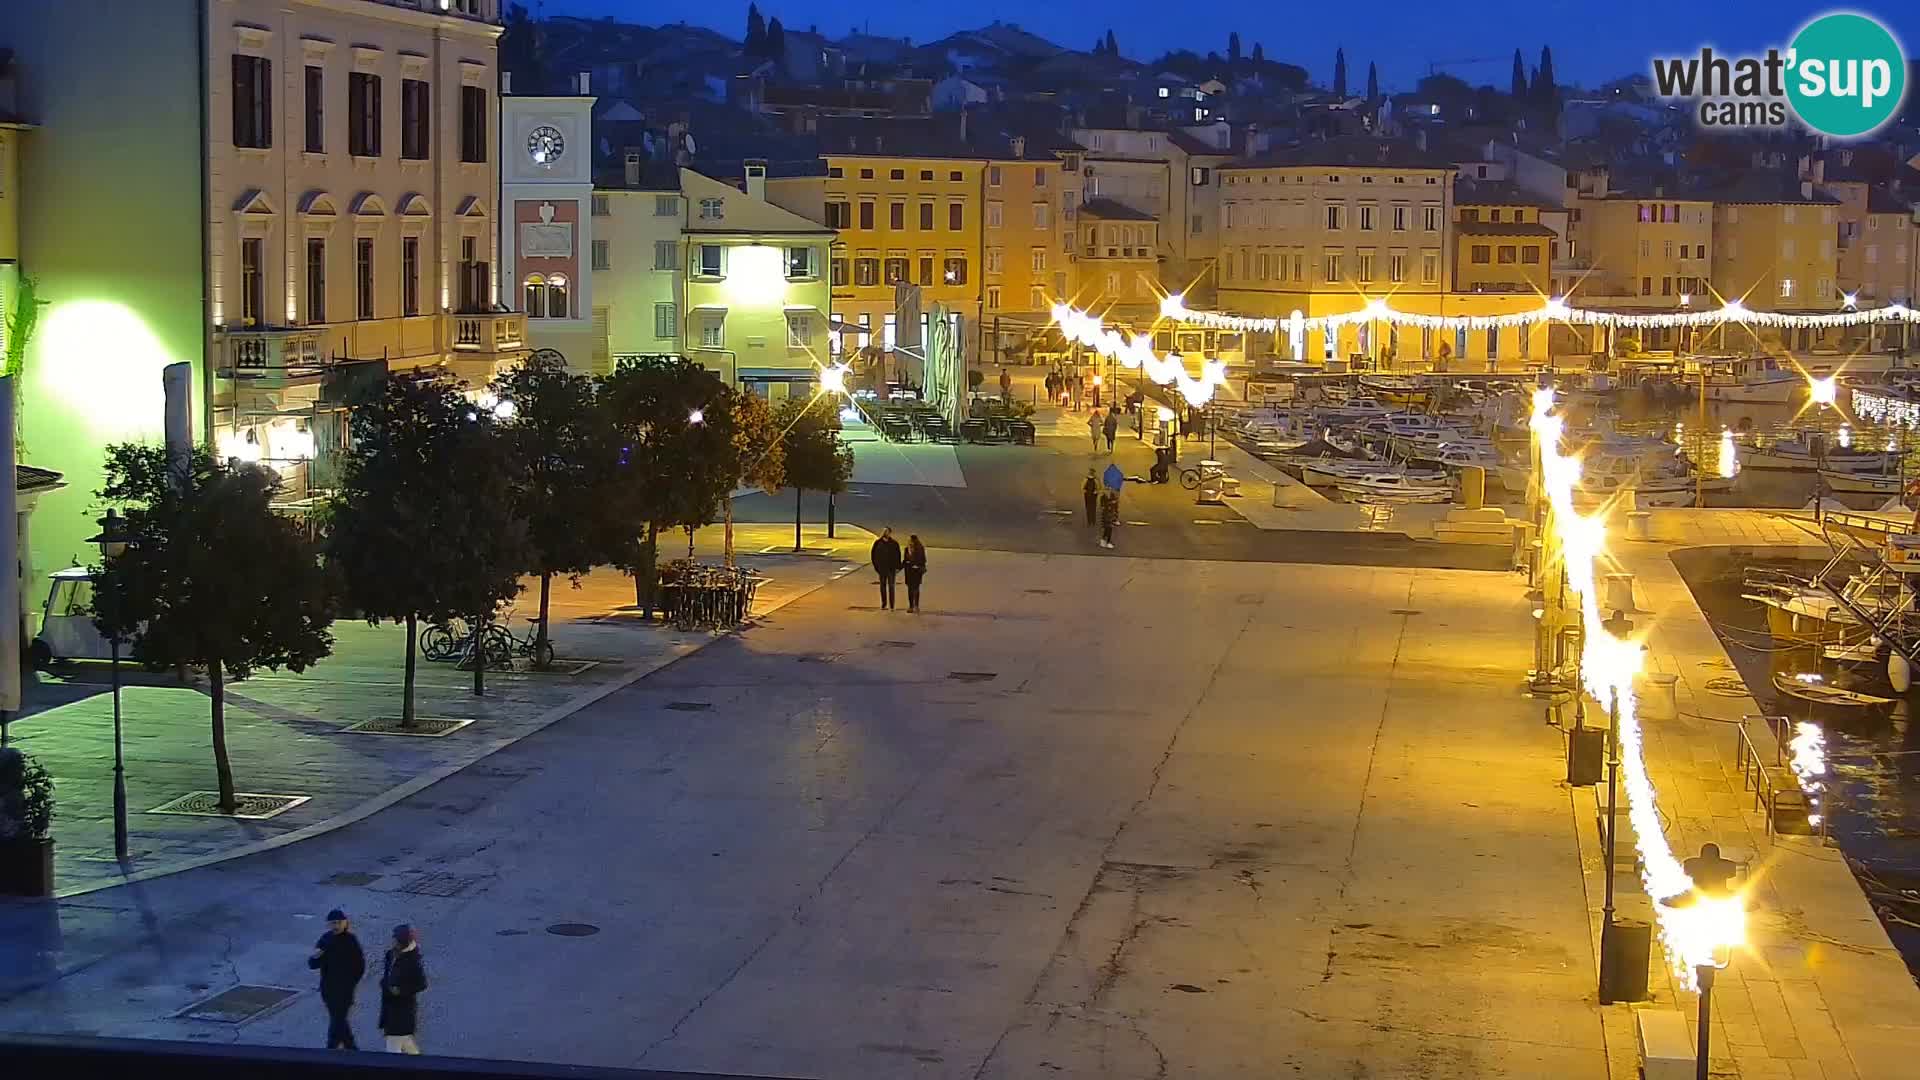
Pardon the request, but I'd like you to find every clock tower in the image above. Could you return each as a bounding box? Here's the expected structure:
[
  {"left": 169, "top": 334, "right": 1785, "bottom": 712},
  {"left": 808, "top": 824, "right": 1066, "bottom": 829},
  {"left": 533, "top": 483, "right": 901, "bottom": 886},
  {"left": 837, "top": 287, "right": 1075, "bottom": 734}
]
[{"left": 500, "top": 80, "right": 597, "bottom": 368}]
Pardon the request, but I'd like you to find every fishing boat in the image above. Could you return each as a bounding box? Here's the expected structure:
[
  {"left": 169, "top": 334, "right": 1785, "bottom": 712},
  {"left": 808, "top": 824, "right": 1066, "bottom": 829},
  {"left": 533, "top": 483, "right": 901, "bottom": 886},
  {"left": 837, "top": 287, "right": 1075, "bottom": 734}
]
[
  {"left": 1772, "top": 672, "right": 1895, "bottom": 709},
  {"left": 1297, "top": 459, "right": 1443, "bottom": 488},
  {"left": 1742, "top": 569, "right": 1906, "bottom": 646},
  {"left": 1358, "top": 376, "right": 1432, "bottom": 409},
  {"left": 1698, "top": 356, "right": 1803, "bottom": 404},
  {"left": 1742, "top": 432, "right": 1893, "bottom": 473},
  {"left": 1335, "top": 472, "right": 1454, "bottom": 502},
  {"left": 1574, "top": 443, "right": 1729, "bottom": 508},
  {"left": 1817, "top": 468, "right": 1908, "bottom": 496}
]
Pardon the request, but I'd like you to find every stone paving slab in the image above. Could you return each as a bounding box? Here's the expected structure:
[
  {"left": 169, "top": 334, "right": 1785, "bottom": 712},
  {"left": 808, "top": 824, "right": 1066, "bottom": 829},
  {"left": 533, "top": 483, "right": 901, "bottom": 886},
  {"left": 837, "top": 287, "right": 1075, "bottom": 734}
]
[
  {"left": 3, "top": 524, "right": 871, "bottom": 897},
  {"left": 1564, "top": 505, "right": 1920, "bottom": 1080}
]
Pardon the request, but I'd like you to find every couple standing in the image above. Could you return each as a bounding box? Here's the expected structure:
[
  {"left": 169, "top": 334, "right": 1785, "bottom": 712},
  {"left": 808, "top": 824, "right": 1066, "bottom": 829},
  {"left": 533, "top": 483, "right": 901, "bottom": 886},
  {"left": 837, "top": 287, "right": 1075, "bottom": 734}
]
[
  {"left": 870, "top": 528, "right": 928, "bottom": 612},
  {"left": 310, "top": 910, "right": 429, "bottom": 1054}
]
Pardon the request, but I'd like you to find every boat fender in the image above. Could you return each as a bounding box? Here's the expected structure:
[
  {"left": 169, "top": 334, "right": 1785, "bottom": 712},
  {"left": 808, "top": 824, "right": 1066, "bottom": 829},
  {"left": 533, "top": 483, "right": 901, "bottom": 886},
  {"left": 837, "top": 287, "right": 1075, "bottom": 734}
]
[{"left": 1891, "top": 651, "right": 1912, "bottom": 694}]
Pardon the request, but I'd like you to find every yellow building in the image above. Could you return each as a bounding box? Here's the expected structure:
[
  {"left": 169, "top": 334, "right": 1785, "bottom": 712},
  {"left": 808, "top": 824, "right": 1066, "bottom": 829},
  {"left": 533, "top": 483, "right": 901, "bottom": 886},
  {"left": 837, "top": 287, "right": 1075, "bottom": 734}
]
[
  {"left": 817, "top": 149, "right": 985, "bottom": 376},
  {"left": 679, "top": 166, "right": 834, "bottom": 398},
  {"left": 1708, "top": 175, "right": 1842, "bottom": 351},
  {"left": 980, "top": 137, "right": 1080, "bottom": 364},
  {"left": 1073, "top": 199, "right": 1161, "bottom": 323}
]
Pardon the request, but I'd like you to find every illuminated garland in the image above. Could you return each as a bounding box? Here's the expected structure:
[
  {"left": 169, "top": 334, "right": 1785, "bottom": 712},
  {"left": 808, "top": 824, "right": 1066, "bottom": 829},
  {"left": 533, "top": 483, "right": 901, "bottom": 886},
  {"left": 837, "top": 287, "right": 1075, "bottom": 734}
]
[
  {"left": 1532, "top": 389, "right": 1745, "bottom": 986},
  {"left": 1051, "top": 304, "right": 1229, "bottom": 406},
  {"left": 1164, "top": 293, "right": 1920, "bottom": 335},
  {"left": 1853, "top": 388, "right": 1920, "bottom": 429}
]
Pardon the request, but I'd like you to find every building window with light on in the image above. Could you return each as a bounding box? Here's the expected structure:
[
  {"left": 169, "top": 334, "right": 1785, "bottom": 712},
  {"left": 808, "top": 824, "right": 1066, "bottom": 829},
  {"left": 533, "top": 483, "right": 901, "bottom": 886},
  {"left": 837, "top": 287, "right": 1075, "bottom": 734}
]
[
  {"left": 831, "top": 257, "right": 848, "bottom": 286},
  {"left": 787, "top": 246, "right": 815, "bottom": 279},
  {"left": 239, "top": 238, "right": 264, "bottom": 327},
  {"left": 523, "top": 274, "right": 568, "bottom": 319},
  {"left": 699, "top": 198, "right": 724, "bottom": 221},
  {"left": 884, "top": 256, "right": 908, "bottom": 285},
  {"left": 855, "top": 257, "right": 879, "bottom": 286},
  {"left": 1780, "top": 278, "right": 1796, "bottom": 298},
  {"left": 944, "top": 257, "right": 968, "bottom": 284}
]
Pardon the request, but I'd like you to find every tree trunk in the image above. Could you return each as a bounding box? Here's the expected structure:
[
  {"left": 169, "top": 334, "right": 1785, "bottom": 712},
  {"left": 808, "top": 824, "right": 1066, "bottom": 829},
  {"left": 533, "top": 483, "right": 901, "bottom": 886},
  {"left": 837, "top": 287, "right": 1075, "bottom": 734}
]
[
  {"left": 724, "top": 496, "right": 736, "bottom": 568},
  {"left": 471, "top": 613, "right": 486, "bottom": 697},
  {"left": 794, "top": 486, "right": 804, "bottom": 551},
  {"left": 535, "top": 571, "right": 553, "bottom": 668},
  {"left": 402, "top": 613, "right": 418, "bottom": 728},
  {"left": 209, "top": 662, "right": 237, "bottom": 813},
  {"left": 640, "top": 522, "right": 660, "bottom": 621}
]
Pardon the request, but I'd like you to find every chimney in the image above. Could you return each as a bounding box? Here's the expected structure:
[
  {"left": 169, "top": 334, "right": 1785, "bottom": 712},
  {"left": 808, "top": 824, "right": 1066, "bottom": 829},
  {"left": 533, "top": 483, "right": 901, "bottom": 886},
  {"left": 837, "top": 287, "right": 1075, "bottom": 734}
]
[
  {"left": 501, "top": 71, "right": 513, "bottom": 95},
  {"left": 744, "top": 159, "right": 768, "bottom": 202},
  {"left": 577, "top": 71, "right": 591, "bottom": 95},
  {"left": 1801, "top": 179, "right": 1813, "bottom": 199},
  {"left": 1010, "top": 135, "right": 1026, "bottom": 158},
  {"left": 625, "top": 151, "right": 642, "bottom": 187},
  {"left": 959, "top": 108, "right": 969, "bottom": 144},
  {"left": 1812, "top": 158, "right": 1826, "bottom": 183}
]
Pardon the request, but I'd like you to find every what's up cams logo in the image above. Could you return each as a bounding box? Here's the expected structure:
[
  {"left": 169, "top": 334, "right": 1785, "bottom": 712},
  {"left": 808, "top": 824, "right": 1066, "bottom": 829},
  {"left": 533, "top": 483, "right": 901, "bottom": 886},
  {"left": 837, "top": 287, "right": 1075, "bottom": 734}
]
[{"left": 1652, "top": 12, "right": 1908, "bottom": 137}]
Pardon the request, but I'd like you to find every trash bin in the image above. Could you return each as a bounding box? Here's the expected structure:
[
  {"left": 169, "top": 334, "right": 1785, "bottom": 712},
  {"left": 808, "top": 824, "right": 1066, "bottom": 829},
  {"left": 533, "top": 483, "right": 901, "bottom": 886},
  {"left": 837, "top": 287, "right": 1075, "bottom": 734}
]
[
  {"left": 1602, "top": 572, "right": 1636, "bottom": 615},
  {"left": 1567, "top": 724, "right": 1604, "bottom": 786},
  {"left": 1637, "top": 672, "right": 1679, "bottom": 722},
  {"left": 1599, "top": 918, "right": 1652, "bottom": 1003}
]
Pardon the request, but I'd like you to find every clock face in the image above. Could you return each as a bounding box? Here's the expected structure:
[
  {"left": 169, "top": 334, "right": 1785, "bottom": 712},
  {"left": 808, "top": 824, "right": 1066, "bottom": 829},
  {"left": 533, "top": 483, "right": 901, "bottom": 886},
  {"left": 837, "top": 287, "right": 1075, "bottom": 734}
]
[{"left": 527, "top": 125, "right": 565, "bottom": 165}]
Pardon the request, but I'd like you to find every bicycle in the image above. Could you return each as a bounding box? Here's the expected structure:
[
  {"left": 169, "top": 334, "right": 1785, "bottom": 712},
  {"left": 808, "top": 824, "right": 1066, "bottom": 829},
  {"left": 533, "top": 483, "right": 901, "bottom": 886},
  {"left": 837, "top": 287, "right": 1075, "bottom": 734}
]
[
  {"left": 661, "top": 561, "right": 766, "bottom": 631},
  {"left": 1180, "top": 460, "right": 1227, "bottom": 490},
  {"left": 421, "top": 618, "right": 469, "bottom": 662}
]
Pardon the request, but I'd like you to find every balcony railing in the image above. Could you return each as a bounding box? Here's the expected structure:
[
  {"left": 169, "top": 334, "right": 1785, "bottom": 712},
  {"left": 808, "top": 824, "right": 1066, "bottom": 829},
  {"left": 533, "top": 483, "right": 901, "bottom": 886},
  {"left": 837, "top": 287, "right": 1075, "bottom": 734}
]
[
  {"left": 359, "top": 0, "right": 499, "bottom": 23},
  {"left": 451, "top": 311, "right": 527, "bottom": 355},
  {"left": 219, "top": 327, "right": 327, "bottom": 386}
]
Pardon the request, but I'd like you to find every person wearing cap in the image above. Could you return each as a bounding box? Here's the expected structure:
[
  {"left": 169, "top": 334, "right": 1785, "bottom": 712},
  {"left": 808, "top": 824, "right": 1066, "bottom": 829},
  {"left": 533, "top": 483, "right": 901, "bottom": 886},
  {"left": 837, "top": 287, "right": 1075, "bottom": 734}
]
[
  {"left": 308, "top": 908, "right": 365, "bottom": 1049},
  {"left": 378, "top": 924, "right": 429, "bottom": 1054}
]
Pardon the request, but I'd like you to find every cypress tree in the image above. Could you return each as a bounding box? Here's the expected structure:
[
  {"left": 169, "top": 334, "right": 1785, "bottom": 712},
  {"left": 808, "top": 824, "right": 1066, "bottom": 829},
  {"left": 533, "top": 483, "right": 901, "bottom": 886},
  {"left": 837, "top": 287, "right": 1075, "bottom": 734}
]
[
  {"left": 1333, "top": 47, "right": 1347, "bottom": 97},
  {"left": 1511, "top": 49, "right": 1527, "bottom": 98},
  {"left": 1228, "top": 32, "right": 1241, "bottom": 64},
  {"left": 1366, "top": 61, "right": 1378, "bottom": 100}
]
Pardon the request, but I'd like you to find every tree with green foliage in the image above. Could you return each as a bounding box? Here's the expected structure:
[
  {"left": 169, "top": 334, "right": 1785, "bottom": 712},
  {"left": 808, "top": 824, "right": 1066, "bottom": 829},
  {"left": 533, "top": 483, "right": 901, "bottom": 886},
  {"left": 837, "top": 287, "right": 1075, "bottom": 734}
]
[
  {"left": 725, "top": 390, "right": 784, "bottom": 566},
  {"left": 1366, "top": 62, "right": 1379, "bottom": 100},
  {"left": 1333, "top": 47, "right": 1347, "bottom": 97},
  {"left": 499, "top": 3, "right": 546, "bottom": 93},
  {"left": 491, "top": 352, "right": 605, "bottom": 666},
  {"left": 1228, "top": 32, "right": 1241, "bottom": 64},
  {"left": 597, "top": 356, "right": 737, "bottom": 617},
  {"left": 745, "top": 3, "right": 766, "bottom": 54},
  {"left": 328, "top": 375, "right": 527, "bottom": 724},
  {"left": 776, "top": 395, "right": 853, "bottom": 552},
  {"left": 2, "top": 275, "right": 47, "bottom": 452},
  {"left": 92, "top": 445, "right": 334, "bottom": 813},
  {"left": 1533, "top": 46, "right": 1557, "bottom": 105}
]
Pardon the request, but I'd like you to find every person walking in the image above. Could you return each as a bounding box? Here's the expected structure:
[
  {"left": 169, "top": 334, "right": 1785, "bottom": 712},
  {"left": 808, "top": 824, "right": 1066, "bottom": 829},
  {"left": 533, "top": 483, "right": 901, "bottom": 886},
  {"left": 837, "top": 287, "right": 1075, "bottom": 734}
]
[
  {"left": 1044, "top": 371, "right": 1058, "bottom": 402},
  {"left": 902, "top": 534, "right": 928, "bottom": 613},
  {"left": 1082, "top": 468, "right": 1099, "bottom": 525},
  {"left": 377, "top": 925, "right": 427, "bottom": 1055},
  {"left": 1099, "top": 491, "right": 1119, "bottom": 549},
  {"left": 999, "top": 367, "right": 1013, "bottom": 400},
  {"left": 309, "top": 908, "right": 365, "bottom": 1050},
  {"left": 870, "top": 527, "right": 903, "bottom": 610},
  {"left": 1086, "top": 409, "right": 1102, "bottom": 451},
  {"left": 1102, "top": 408, "right": 1119, "bottom": 453}
]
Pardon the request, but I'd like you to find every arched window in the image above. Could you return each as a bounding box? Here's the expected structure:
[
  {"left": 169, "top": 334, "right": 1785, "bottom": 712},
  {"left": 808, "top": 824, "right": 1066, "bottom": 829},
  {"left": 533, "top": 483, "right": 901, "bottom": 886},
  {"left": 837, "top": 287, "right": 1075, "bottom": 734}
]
[
  {"left": 523, "top": 274, "right": 547, "bottom": 319},
  {"left": 545, "top": 274, "right": 569, "bottom": 319}
]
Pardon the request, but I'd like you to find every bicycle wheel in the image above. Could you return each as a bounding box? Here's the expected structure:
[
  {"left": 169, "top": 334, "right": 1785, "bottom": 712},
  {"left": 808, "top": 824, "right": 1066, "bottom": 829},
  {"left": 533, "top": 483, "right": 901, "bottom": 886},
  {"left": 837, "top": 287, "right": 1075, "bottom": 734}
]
[
  {"left": 1180, "top": 467, "right": 1202, "bottom": 490},
  {"left": 530, "top": 637, "right": 555, "bottom": 669},
  {"left": 421, "top": 624, "right": 456, "bottom": 662},
  {"left": 482, "top": 625, "right": 515, "bottom": 669}
]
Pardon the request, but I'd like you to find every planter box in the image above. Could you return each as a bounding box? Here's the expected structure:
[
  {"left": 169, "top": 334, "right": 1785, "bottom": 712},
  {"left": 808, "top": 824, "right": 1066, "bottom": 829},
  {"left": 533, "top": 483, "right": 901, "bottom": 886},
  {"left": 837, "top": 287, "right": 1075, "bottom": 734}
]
[{"left": 0, "top": 837, "right": 53, "bottom": 897}]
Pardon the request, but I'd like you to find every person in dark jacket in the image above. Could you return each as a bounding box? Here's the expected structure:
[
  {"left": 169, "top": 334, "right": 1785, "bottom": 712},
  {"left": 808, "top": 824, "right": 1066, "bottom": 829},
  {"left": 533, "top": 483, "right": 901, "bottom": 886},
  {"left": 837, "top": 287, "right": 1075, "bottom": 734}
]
[
  {"left": 870, "top": 527, "right": 903, "bottom": 610},
  {"left": 902, "top": 535, "right": 928, "bottom": 613},
  {"left": 1099, "top": 491, "right": 1119, "bottom": 549},
  {"left": 378, "top": 925, "right": 428, "bottom": 1055},
  {"left": 1102, "top": 408, "right": 1119, "bottom": 453},
  {"left": 1082, "top": 469, "right": 1099, "bottom": 525},
  {"left": 309, "top": 908, "right": 365, "bottom": 1049}
]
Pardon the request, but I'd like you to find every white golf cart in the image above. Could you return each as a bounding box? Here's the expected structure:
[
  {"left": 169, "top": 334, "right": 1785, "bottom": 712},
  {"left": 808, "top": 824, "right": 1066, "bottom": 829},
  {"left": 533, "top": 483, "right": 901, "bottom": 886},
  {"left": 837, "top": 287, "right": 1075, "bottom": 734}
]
[{"left": 27, "top": 566, "right": 114, "bottom": 668}]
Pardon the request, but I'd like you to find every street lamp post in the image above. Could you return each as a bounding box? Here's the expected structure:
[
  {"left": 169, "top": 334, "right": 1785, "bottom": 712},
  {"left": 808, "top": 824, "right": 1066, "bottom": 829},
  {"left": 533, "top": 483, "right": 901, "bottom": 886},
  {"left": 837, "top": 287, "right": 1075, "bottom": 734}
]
[
  {"left": 1695, "top": 962, "right": 1718, "bottom": 1080},
  {"left": 91, "top": 510, "right": 131, "bottom": 862}
]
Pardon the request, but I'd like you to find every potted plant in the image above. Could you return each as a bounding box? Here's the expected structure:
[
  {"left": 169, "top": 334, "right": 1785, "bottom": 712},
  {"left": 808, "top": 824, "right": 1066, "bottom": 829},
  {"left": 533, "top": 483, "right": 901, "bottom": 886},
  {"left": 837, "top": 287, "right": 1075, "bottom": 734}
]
[{"left": 0, "top": 748, "right": 55, "bottom": 897}]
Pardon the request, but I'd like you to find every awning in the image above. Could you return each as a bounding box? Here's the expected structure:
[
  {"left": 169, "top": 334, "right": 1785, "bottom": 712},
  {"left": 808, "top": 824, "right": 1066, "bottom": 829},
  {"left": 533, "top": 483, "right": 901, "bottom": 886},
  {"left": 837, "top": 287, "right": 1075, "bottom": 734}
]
[{"left": 736, "top": 367, "right": 820, "bottom": 382}]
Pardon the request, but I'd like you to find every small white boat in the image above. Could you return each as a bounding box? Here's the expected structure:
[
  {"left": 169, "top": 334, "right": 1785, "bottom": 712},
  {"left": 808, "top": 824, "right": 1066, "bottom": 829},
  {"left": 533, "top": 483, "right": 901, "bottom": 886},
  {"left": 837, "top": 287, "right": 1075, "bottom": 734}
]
[
  {"left": 1358, "top": 376, "right": 1432, "bottom": 409},
  {"left": 1336, "top": 472, "right": 1455, "bottom": 502},
  {"left": 1699, "top": 356, "right": 1803, "bottom": 404},
  {"left": 1299, "top": 459, "right": 1443, "bottom": 487},
  {"left": 1743, "top": 432, "right": 1892, "bottom": 474},
  {"left": 1818, "top": 468, "right": 1907, "bottom": 496}
]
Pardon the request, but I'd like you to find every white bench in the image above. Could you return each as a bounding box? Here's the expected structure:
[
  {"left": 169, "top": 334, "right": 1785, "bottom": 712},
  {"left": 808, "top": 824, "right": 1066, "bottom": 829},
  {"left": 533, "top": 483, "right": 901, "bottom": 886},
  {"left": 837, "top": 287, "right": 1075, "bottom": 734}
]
[{"left": 1637, "top": 1009, "right": 1694, "bottom": 1080}]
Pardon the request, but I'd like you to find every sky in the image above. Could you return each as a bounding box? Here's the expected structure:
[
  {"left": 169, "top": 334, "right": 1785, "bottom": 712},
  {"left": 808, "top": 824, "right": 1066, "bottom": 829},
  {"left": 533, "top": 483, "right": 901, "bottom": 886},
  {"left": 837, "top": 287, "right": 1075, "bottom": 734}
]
[{"left": 535, "top": 1, "right": 1920, "bottom": 96}]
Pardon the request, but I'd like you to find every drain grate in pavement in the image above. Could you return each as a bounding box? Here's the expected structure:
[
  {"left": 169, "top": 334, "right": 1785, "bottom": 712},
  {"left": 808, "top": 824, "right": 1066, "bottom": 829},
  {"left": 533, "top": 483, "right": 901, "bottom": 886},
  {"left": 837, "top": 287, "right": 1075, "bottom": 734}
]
[
  {"left": 342, "top": 717, "right": 475, "bottom": 737},
  {"left": 1024, "top": 588, "right": 1053, "bottom": 595},
  {"left": 760, "top": 545, "right": 837, "bottom": 556},
  {"left": 177, "top": 985, "right": 302, "bottom": 1024},
  {"left": 148, "top": 792, "right": 309, "bottom": 820},
  {"left": 797, "top": 652, "right": 843, "bottom": 663},
  {"left": 546, "top": 923, "right": 601, "bottom": 937},
  {"left": 319, "top": 871, "right": 382, "bottom": 887},
  {"left": 394, "top": 872, "right": 489, "bottom": 898},
  {"left": 665, "top": 701, "right": 712, "bottom": 711},
  {"left": 511, "top": 659, "right": 599, "bottom": 676},
  {"left": 1387, "top": 609, "right": 1423, "bottom": 616},
  {"left": 878, "top": 640, "right": 916, "bottom": 649},
  {"left": 948, "top": 671, "right": 998, "bottom": 683}
]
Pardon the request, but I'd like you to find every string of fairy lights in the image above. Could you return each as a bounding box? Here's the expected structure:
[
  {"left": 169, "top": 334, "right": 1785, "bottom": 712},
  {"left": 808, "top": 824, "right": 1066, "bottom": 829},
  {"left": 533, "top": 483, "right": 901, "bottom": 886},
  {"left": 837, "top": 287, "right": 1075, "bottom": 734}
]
[
  {"left": 1531, "top": 389, "right": 1746, "bottom": 988},
  {"left": 1159, "top": 293, "right": 1920, "bottom": 334}
]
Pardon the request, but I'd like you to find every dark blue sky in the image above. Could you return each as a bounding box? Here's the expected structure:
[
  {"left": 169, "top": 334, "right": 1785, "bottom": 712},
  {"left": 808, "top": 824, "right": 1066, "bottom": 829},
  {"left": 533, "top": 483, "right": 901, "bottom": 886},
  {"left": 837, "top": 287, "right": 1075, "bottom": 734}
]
[{"left": 537, "top": 1, "right": 1917, "bottom": 95}]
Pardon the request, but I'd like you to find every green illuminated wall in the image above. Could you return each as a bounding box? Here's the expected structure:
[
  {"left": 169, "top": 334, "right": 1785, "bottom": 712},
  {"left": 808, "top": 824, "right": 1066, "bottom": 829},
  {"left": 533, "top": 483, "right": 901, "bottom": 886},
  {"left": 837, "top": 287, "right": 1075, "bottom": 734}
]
[{"left": 4, "top": 1, "right": 206, "bottom": 621}]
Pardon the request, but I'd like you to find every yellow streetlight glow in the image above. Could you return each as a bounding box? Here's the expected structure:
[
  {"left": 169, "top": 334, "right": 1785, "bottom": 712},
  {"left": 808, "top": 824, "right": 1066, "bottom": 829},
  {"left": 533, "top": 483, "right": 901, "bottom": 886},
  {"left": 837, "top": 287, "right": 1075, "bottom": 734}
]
[
  {"left": 818, "top": 364, "right": 848, "bottom": 395},
  {"left": 1809, "top": 375, "right": 1838, "bottom": 407}
]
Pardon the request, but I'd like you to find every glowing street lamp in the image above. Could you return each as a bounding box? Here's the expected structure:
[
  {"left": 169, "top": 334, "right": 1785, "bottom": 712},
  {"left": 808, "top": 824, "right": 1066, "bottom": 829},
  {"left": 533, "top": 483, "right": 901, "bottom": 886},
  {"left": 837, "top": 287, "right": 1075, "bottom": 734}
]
[
  {"left": 818, "top": 364, "right": 848, "bottom": 395},
  {"left": 1808, "top": 375, "right": 1838, "bottom": 408},
  {"left": 687, "top": 408, "right": 705, "bottom": 425},
  {"left": 89, "top": 510, "right": 133, "bottom": 862}
]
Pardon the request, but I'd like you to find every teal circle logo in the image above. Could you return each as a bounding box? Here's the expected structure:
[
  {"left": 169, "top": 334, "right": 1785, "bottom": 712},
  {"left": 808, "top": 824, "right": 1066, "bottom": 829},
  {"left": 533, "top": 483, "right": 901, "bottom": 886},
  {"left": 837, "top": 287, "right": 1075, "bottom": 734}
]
[{"left": 1787, "top": 13, "right": 1906, "bottom": 137}]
